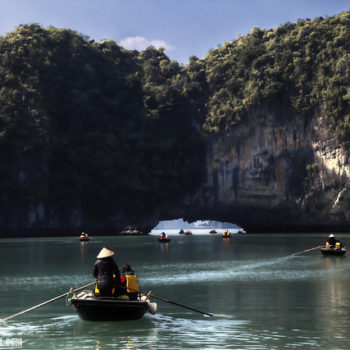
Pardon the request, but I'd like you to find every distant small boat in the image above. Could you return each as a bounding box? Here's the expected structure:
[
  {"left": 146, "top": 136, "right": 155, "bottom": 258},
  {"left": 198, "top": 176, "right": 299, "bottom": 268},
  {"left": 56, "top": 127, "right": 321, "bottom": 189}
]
[
  {"left": 120, "top": 226, "right": 141, "bottom": 235},
  {"left": 185, "top": 230, "right": 192, "bottom": 235},
  {"left": 157, "top": 237, "right": 171, "bottom": 243},
  {"left": 209, "top": 230, "right": 217, "bottom": 234},
  {"left": 157, "top": 234, "right": 171, "bottom": 243},
  {"left": 179, "top": 229, "right": 185, "bottom": 234},
  {"left": 79, "top": 233, "right": 90, "bottom": 241},
  {"left": 70, "top": 291, "right": 157, "bottom": 321},
  {"left": 321, "top": 247, "right": 346, "bottom": 256},
  {"left": 222, "top": 231, "right": 231, "bottom": 238}
]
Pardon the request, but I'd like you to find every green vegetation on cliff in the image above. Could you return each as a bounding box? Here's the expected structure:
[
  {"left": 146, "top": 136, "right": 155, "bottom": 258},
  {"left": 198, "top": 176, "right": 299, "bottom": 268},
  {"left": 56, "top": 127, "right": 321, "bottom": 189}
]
[
  {"left": 198, "top": 11, "right": 350, "bottom": 150},
  {"left": 0, "top": 25, "right": 204, "bottom": 219},
  {"left": 0, "top": 11, "right": 350, "bottom": 223}
]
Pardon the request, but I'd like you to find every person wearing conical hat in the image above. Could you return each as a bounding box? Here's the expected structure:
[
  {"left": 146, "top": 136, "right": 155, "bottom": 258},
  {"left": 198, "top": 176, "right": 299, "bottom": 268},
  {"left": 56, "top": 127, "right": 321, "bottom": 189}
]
[
  {"left": 326, "top": 234, "right": 336, "bottom": 248},
  {"left": 93, "top": 247, "right": 121, "bottom": 297}
]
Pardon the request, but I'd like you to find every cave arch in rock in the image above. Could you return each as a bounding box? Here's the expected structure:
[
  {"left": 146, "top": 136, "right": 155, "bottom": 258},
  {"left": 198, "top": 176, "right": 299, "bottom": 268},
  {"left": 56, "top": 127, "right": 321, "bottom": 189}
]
[{"left": 150, "top": 218, "right": 243, "bottom": 233}]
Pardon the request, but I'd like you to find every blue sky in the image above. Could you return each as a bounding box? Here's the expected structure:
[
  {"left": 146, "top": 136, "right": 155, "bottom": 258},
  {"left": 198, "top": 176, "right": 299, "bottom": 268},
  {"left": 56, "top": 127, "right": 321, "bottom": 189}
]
[{"left": 0, "top": 0, "right": 349, "bottom": 63}]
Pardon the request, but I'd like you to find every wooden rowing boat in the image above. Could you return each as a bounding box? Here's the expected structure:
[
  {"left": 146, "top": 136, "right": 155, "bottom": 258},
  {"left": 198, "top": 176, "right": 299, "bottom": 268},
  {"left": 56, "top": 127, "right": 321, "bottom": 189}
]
[
  {"left": 320, "top": 247, "right": 346, "bottom": 256},
  {"left": 70, "top": 291, "right": 157, "bottom": 321},
  {"left": 157, "top": 238, "right": 171, "bottom": 242}
]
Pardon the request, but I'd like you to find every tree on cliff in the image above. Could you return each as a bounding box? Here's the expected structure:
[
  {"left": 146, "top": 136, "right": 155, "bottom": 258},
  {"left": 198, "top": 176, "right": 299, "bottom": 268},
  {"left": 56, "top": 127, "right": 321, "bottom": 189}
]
[
  {"left": 0, "top": 24, "right": 204, "bottom": 225},
  {"left": 200, "top": 12, "right": 350, "bottom": 152}
]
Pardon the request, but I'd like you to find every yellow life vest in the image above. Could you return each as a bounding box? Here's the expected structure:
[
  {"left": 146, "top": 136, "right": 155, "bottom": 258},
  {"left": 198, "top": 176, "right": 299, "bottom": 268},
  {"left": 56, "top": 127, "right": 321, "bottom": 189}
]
[
  {"left": 94, "top": 284, "right": 115, "bottom": 295},
  {"left": 94, "top": 273, "right": 117, "bottom": 295},
  {"left": 126, "top": 274, "right": 139, "bottom": 293}
]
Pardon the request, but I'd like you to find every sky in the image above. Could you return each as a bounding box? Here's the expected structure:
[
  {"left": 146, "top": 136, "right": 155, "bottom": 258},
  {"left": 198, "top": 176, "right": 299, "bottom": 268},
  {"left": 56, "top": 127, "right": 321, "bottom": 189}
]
[{"left": 0, "top": 0, "right": 349, "bottom": 64}]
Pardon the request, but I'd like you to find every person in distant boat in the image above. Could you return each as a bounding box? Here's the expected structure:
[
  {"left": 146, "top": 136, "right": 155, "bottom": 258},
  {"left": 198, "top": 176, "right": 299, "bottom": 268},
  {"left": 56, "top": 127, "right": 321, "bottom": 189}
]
[
  {"left": 223, "top": 230, "right": 231, "bottom": 238},
  {"left": 120, "top": 264, "right": 140, "bottom": 300},
  {"left": 335, "top": 239, "right": 343, "bottom": 249},
  {"left": 325, "top": 234, "right": 337, "bottom": 248},
  {"left": 93, "top": 247, "right": 121, "bottom": 297},
  {"left": 160, "top": 232, "right": 166, "bottom": 239}
]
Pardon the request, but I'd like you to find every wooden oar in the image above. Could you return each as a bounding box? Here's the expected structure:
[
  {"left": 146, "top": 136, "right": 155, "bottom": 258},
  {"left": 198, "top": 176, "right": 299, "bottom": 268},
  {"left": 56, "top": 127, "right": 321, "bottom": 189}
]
[
  {"left": 291, "top": 245, "right": 323, "bottom": 256},
  {"left": 122, "top": 286, "right": 213, "bottom": 317},
  {"left": 146, "top": 292, "right": 214, "bottom": 317},
  {"left": 1, "top": 281, "right": 95, "bottom": 322}
]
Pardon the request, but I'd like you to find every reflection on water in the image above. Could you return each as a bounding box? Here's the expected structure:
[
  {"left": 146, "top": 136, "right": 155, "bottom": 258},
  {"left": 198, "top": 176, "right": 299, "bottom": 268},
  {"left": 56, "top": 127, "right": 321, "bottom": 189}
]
[
  {"left": 222, "top": 237, "right": 231, "bottom": 249},
  {"left": 159, "top": 242, "right": 169, "bottom": 255},
  {"left": 315, "top": 255, "right": 349, "bottom": 340},
  {"left": 1, "top": 234, "right": 350, "bottom": 349}
]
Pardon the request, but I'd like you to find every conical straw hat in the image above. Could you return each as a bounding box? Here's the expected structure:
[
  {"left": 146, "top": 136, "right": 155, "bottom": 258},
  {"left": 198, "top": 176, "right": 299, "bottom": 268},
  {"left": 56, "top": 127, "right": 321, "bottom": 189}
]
[{"left": 97, "top": 247, "right": 115, "bottom": 258}]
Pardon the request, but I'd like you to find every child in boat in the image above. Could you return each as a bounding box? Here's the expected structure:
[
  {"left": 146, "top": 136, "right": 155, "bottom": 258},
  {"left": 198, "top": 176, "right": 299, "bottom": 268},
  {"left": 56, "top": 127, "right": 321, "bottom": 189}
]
[{"left": 120, "top": 264, "right": 140, "bottom": 300}]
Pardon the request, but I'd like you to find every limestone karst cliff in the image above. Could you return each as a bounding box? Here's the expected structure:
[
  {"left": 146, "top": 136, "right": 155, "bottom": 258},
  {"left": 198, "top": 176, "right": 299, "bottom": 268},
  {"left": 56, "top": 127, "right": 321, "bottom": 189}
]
[
  {"left": 1, "top": 12, "right": 350, "bottom": 235},
  {"left": 177, "top": 106, "right": 350, "bottom": 232}
]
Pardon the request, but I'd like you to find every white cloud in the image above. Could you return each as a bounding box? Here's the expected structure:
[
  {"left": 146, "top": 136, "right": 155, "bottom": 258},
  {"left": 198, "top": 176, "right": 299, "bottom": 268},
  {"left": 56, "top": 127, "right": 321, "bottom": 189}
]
[{"left": 119, "top": 36, "right": 174, "bottom": 52}]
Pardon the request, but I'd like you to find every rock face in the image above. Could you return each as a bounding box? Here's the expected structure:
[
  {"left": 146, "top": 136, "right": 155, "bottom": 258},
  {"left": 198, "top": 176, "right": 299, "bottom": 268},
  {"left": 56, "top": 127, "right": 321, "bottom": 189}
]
[
  {"left": 178, "top": 106, "right": 350, "bottom": 232},
  {"left": 2, "top": 105, "right": 350, "bottom": 235}
]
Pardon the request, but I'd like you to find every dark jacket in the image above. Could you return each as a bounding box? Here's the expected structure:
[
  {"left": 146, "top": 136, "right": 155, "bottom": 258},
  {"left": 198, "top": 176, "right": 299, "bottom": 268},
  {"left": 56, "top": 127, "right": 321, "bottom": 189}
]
[
  {"left": 93, "top": 257, "right": 120, "bottom": 295},
  {"left": 326, "top": 237, "right": 336, "bottom": 247}
]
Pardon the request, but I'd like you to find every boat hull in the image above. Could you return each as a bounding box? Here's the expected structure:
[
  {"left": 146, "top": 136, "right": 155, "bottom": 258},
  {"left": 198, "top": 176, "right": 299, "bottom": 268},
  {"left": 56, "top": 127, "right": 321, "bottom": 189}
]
[
  {"left": 157, "top": 238, "right": 171, "bottom": 242},
  {"left": 321, "top": 248, "right": 346, "bottom": 256},
  {"left": 71, "top": 297, "right": 149, "bottom": 321}
]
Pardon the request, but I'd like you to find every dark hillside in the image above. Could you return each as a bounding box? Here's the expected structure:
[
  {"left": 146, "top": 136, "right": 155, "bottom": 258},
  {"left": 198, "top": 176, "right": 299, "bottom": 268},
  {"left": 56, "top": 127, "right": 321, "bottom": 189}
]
[
  {"left": 0, "top": 25, "right": 204, "bottom": 233},
  {"left": 1, "top": 12, "right": 350, "bottom": 234}
]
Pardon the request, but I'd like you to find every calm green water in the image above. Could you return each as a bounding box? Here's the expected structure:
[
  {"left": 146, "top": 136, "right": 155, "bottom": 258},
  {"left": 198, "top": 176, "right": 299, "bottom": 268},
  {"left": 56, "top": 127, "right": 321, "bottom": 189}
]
[{"left": 1, "top": 234, "right": 350, "bottom": 349}]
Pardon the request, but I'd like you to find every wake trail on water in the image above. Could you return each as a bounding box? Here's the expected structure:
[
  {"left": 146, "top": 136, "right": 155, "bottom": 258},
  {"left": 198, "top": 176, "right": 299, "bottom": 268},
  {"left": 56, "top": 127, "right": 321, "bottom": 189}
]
[
  {"left": 143, "top": 253, "right": 350, "bottom": 286},
  {"left": 2, "top": 253, "right": 350, "bottom": 290},
  {"left": 0, "top": 255, "right": 334, "bottom": 289},
  {"left": 141, "top": 256, "right": 309, "bottom": 285}
]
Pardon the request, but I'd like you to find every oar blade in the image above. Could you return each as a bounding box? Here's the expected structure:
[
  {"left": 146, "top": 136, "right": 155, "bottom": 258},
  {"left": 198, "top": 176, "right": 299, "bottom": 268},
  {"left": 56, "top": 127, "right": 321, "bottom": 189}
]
[
  {"left": 1, "top": 281, "right": 95, "bottom": 322},
  {"left": 148, "top": 293, "right": 214, "bottom": 317}
]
